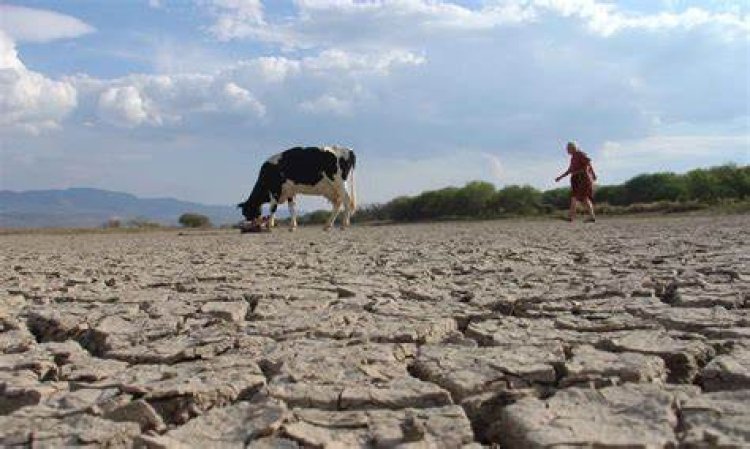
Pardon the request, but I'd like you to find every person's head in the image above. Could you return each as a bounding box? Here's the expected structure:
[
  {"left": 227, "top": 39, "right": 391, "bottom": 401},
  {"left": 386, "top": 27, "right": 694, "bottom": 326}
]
[{"left": 566, "top": 141, "right": 578, "bottom": 155}]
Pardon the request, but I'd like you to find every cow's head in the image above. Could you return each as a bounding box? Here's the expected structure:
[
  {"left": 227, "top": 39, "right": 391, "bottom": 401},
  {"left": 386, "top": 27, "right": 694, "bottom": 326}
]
[{"left": 237, "top": 200, "right": 262, "bottom": 223}]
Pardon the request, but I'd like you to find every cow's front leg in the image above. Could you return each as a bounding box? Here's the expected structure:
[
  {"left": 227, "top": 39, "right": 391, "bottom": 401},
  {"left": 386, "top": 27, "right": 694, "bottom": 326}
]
[
  {"left": 324, "top": 202, "right": 342, "bottom": 231},
  {"left": 268, "top": 200, "right": 278, "bottom": 228},
  {"left": 288, "top": 199, "right": 298, "bottom": 231}
]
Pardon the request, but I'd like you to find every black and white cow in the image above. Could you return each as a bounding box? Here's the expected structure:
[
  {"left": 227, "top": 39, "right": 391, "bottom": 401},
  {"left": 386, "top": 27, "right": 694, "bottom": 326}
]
[{"left": 238, "top": 146, "right": 357, "bottom": 230}]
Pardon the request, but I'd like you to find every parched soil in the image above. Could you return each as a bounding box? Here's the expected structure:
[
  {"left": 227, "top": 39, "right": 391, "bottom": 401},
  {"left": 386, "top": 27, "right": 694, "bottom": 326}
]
[{"left": 1, "top": 215, "right": 748, "bottom": 448}]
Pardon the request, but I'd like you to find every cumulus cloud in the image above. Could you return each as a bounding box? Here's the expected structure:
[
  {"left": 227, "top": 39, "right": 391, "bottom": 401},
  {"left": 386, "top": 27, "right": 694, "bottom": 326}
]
[
  {"left": 532, "top": 0, "right": 750, "bottom": 37},
  {"left": 228, "top": 57, "right": 301, "bottom": 84},
  {"left": 0, "top": 5, "right": 94, "bottom": 134},
  {"left": 98, "top": 85, "right": 157, "bottom": 127},
  {"left": 299, "top": 94, "right": 352, "bottom": 116},
  {"left": 90, "top": 73, "right": 267, "bottom": 128},
  {"left": 0, "top": 4, "right": 94, "bottom": 43},
  {"left": 222, "top": 82, "right": 266, "bottom": 116},
  {"left": 301, "top": 49, "right": 425, "bottom": 75},
  {"left": 199, "top": 0, "right": 749, "bottom": 49},
  {"left": 203, "top": 0, "right": 270, "bottom": 42},
  {"left": 292, "top": 0, "right": 536, "bottom": 32},
  {"left": 0, "top": 31, "right": 77, "bottom": 134},
  {"left": 201, "top": 0, "right": 536, "bottom": 48},
  {"left": 0, "top": 30, "right": 23, "bottom": 70},
  {"left": 83, "top": 46, "right": 422, "bottom": 127}
]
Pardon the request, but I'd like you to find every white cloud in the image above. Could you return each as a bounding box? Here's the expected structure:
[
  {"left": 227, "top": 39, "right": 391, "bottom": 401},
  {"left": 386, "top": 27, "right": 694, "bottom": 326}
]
[
  {"left": 299, "top": 94, "right": 352, "bottom": 116},
  {"left": 294, "top": 0, "right": 536, "bottom": 30},
  {"left": 223, "top": 57, "right": 301, "bottom": 85},
  {"left": 222, "top": 82, "right": 266, "bottom": 116},
  {"left": 0, "top": 31, "right": 77, "bottom": 134},
  {"left": 0, "top": 4, "right": 94, "bottom": 43},
  {"left": 600, "top": 134, "right": 749, "bottom": 167},
  {"left": 90, "top": 73, "right": 267, "bottom": 128},
  {"left": 531, "top": 0, "right": 749, "bottom": 37},
  {"left": 301, "top": 48, "right": 425, "bottom": 75},
  {"left": 199, "top": 0, "right": 749, "bottom": 50},
  {"left": 0, "top": 5, "right": 92, "bottom": 134},
  {"left": 201, "top": 0, "right": 537, "bottom": 47},
  {"left": 82, "top": 45, "right": 423, "bottom": 128},
  {"left": 0, "top": 29, "right": 23, "bottom": 70},
  {"left": 203, "top": 0, "right": 268, "bottom": 41},
  {"left": 98, "top": 85, "right": 157, "bottom": 127},
  {"left": 481, "top": 152, "right": 505, "bottom": 182}
]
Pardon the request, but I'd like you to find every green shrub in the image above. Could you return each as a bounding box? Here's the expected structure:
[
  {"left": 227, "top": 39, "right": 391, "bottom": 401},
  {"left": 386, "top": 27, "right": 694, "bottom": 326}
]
[
  {"left": 298, "top": 210, "right": 329, "bottom": 225},
  {"left": 303, "top": 164, "right": 748, "bottom": 223},
  {"left": 178, "top": 213, "right": 212, "bottom": 228},
  {"left": 126, "top": 217, "right": 162, "bottom": 228}
]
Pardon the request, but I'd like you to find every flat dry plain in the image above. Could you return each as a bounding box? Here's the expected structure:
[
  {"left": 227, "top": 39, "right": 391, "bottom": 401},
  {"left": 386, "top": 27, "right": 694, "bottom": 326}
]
[{"left": 1, "top": 215, "right": 749, "bottom": 448}]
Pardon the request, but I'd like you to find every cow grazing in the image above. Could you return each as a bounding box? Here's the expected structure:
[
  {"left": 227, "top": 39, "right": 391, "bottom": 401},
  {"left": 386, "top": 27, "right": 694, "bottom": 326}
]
[{"left": 238, "top": 146, "right": 357, "bottom": 230}]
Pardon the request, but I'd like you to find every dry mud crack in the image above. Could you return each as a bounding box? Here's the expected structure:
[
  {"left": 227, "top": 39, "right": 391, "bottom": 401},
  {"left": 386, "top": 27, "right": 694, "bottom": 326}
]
[{"left": 1, "top": 215, "right": 749, "bottom": 448}]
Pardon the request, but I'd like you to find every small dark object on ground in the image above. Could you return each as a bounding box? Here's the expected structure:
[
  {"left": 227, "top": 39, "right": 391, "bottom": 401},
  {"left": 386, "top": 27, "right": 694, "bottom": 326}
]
[{"left": 239, "top": 219, "right": 271, "bottom": 234}]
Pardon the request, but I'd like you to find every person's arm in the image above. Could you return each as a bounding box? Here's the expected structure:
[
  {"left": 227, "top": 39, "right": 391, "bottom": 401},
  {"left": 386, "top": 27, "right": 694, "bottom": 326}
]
[
  {"left": 555, "top": 168, "right": 570, "bottom": 182},
  {"left": 555, "top": 160, "right": 573, "bottom": 182},
  {"left": 588, "top": 164, "right": 597, "bottom": 181}
]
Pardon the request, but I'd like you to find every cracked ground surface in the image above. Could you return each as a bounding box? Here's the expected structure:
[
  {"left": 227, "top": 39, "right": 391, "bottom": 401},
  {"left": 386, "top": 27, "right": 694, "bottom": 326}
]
[{"left": 1, "top": 215, "right": 748, "bottom": 448}]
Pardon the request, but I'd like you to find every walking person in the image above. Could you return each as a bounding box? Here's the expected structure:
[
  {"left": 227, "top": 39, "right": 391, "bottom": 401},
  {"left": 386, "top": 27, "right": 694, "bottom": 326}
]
[{"left": 555, "top": 141, "right": 597, "bottom": 222}]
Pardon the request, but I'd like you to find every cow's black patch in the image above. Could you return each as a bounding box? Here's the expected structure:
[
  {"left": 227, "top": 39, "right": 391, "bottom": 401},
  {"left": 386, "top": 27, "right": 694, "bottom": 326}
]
[
  {"left": 278, "top": 147, "right": 338, "bottom": 184},
  {"left": 240, "top": 161, "right": 282, "bottom": 220},
  {"left": 338, "top": 151, "right": 356, "bottom": 180}
]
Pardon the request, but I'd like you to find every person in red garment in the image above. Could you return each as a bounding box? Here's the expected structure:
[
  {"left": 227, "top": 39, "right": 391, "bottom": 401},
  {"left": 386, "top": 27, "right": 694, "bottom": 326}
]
[{"left": 555, "top": 141, "right": 597, "bottom": 222}]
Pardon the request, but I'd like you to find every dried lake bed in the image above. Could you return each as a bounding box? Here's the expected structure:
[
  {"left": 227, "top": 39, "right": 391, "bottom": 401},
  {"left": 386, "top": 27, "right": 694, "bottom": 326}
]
[{"left": 1, "top": 215, "right": 749, "bottom": 447}]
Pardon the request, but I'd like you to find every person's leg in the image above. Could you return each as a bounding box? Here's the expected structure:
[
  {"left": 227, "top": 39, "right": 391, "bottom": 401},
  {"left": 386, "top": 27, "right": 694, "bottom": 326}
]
[
  {"left": 568, "top": 198, "right": 577, "bottom": 222},
  {"left": 584, "top": 198, "right": 596, "bottom": 221}
]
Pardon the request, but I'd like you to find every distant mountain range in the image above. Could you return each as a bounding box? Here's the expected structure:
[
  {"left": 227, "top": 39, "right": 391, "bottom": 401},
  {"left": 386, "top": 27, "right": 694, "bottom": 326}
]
[{"left": 0, "top": 188, "right": 243, "bottom": 228}]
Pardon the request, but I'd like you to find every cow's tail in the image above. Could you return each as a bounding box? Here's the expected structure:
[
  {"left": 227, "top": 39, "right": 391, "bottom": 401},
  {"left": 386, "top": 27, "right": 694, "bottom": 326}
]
[{"left": 348, "top": 167, "right": 357, "bottom": 212}]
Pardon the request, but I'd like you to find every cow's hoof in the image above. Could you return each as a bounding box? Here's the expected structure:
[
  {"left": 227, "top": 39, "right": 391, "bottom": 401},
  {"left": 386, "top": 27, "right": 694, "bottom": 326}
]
[
  {"left": 289, "top": 227, "right": 297, "bottom": 232},
  {"left": 323, "top": 225, "right": 332, "bottom": 232}
]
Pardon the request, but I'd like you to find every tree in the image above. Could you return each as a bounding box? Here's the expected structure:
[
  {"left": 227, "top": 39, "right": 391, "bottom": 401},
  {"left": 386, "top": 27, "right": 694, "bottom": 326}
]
[
  {"left": 126, "top": 217, "right": 161, "bottom": 228},
  {"left": 622, "top": 172, "right": 687, "bottom": 204},
  {"left": 298, "top": 210, "right": 329, "bottom": 225},
  {"left": 705, "top": 164, "right": 750, "bottom": 199},
  {"left": 334, "top": 163, "right": 748, "bottom": 223},
  {"left": 542, "top": 187, "right": 571, "bottom": 210},
  {"left": 179, "top": 213, "right": 212, "bottom": 228},
  {"left": 456, "top": 181, "right": 496, "bottom": 217},
  {"left": 491, "top": 185, "right": 543, "bottom": 215},
  {"left": 102, "top": 218, "right": 121, "bottom": 229},
  {"left": 594, "top": 185, "right": 627, "bottom": 206}
]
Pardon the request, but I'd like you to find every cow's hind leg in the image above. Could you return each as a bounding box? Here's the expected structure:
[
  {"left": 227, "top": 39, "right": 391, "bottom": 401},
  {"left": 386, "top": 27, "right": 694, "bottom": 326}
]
[
  {"left": 341, "top": 187, "right": 352, "bottom": 228},
  {"left": 288, "top": 198, "right": 298, "bottom": 231},
  {"left": 325, "top": 201, "right": 342, "bottom": 231}
]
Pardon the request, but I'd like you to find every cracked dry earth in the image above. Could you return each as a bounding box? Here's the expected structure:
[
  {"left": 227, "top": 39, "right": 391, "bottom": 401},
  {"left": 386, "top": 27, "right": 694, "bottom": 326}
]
[{"left": 1, "top": 215, "right": 749, "bottom": 449}]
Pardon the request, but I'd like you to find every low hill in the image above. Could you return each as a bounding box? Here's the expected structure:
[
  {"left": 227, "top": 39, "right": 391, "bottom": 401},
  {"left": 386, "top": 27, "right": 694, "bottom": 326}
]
[{"left": 0, "top": 188, "right": 241, "bottom": 228}]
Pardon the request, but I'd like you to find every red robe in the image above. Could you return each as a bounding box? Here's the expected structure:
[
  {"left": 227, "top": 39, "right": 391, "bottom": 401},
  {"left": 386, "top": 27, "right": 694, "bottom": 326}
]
[{"left": 568, "top": 151, "right": 595, "bottom": 201}]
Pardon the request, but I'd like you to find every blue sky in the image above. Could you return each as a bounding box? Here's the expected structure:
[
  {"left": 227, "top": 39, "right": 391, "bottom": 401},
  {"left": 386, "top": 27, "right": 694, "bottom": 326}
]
[{"left": 1, "top": 0, "right": 748, "bottom": 206}]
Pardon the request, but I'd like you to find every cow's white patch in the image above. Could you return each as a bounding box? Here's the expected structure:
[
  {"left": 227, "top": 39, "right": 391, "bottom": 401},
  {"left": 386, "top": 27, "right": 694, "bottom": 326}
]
[{"left": 266, "top": 153, "right": 282, "bottom": 164}]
